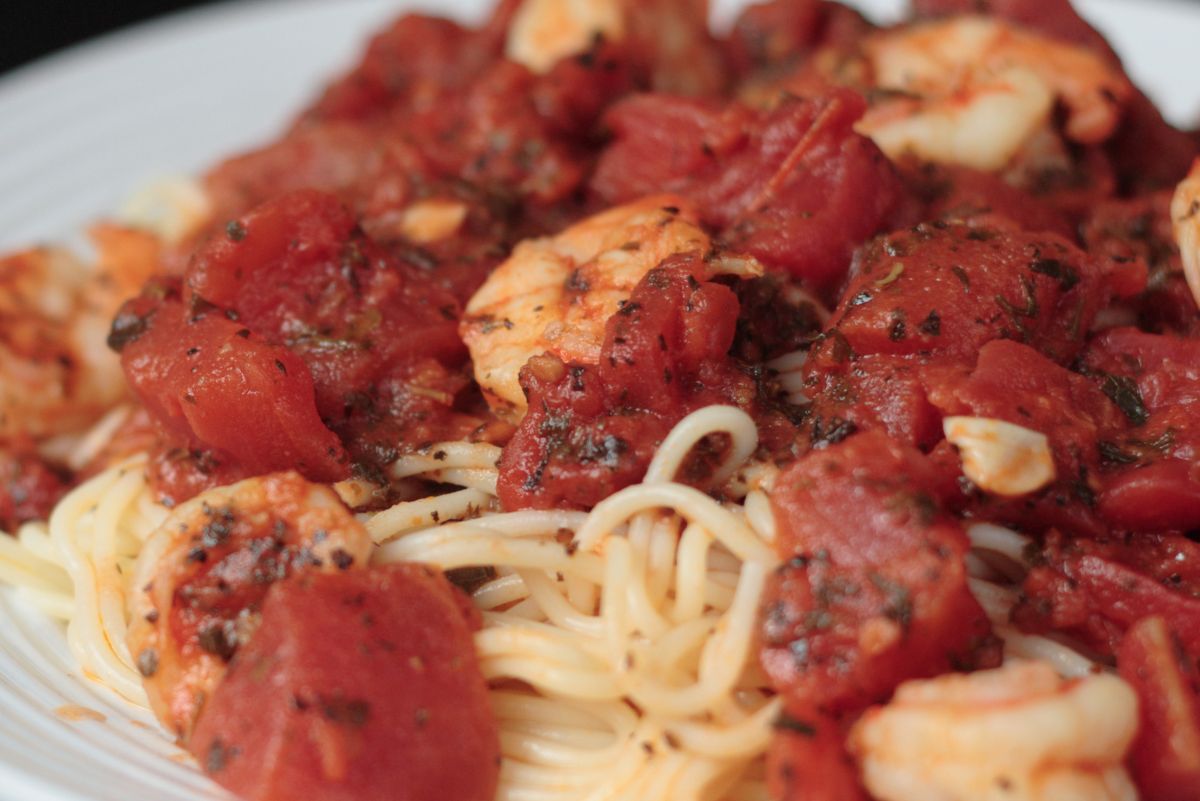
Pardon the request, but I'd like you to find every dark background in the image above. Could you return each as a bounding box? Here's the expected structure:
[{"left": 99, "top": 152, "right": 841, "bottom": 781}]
[
  {"left": 1, "top": 0, "right": 222, "bottom": 76},
  {"left": 3, "top": 0, "right": 1199, "bottom": 78}
]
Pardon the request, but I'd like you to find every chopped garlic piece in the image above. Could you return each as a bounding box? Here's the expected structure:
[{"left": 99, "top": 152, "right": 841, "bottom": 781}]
[
  {"left": 119, "top": 176, "right": 211, "bottom": 245},
  {"left": 399, "top": 199, "right": 469, "bottom": 244},
  {"left": 506, "top": 0, "right": 625, "bottom": 74},
  {"left": 943, "top": 416, "right": 1055, "bottom": 496}
]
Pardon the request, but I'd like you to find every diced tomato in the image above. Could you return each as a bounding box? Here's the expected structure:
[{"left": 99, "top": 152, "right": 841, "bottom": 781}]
[
  {"left": 1140, "top": 271, "right": 1200, "bottom": 338},
  {"left": 1101, "top": 463, "right": 1200, "bottom": 532},
  {"left": 762, "top": 431, "right": 997, "bottom": 714},
  {"left": 1081, "top": 193, "right": 1167, "bottom": 302},
  {"left": 184, "top": 189, "right": 485, "bottom": 485},
  {"left": 1083, "top": 328, "right": 1200, "bottom": 531},
  {"left": 115, "top": 295, "right": 348, "bottom": 490},
  {"left": 925, "top": 339, "right": 1123, "bottom": 535},
  {"left": 188, "top": 564, "right": 498, "bottom": 801},
  {"left": 724, "top": 0, "right": 823, "bottom": 75},
  {"left": 1118, "top": 617, "right": 1200, "bottom": 801},
  {"left": 498, "top": 255, "right": 797, "bottom": 510},
  {"left": 800, "top": 221, "right": 1106, "bottom": 461},
  {"left": 593, "top": 90, "right": 901, "bottom": 291},
  {"left": 724, "top": 0, "right": 874, "bottom": 83},
  {"left": 767, "top": 705, "right": 868, "bottom": 801},
  {"left": 186, "top": 191, "right": 466, "bottom": 404},
  {"left": 205, "top": 14, "right": 626, "bottom": 285},
  {"left": 820, "top": 220, "right": 1103, "bottom": 366},
  {"left": 803, "top": 353, "right": 946, "bottom": 449},
  {"left": 205, "top": 123, "right": 428, "bottom": 228},
  {"left": 591, "top": 94, "right": 728, "bottom": 202},
  {"left": 1016, "top": 532, "right": 1200, "bottom": 659}
]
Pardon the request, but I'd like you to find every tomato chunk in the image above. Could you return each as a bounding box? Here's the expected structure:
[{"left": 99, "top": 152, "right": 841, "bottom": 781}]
[
  {"left": 801, "top": 220, "right": 1105, "bottom": 455},
  {"left": 1081, "top": 192, "right": 1200, "bottom": 335},
  {"left": 762, "top": 430, "right": 996, "bottom": 714},
  {"left": 123, "top": 190, "right": 491, "bottom": 499},
  {"left": 1016, "top": 532, "right": 1200, "bottom": 659},
  {"left": 820, "top": 220, "right": 1103, "bottom": 366},
  {"left": 592, "top": 90, "right": 901, "bottom": 290},
  {"left": 898, "top": 162, "right": 1075, "bottom": 240},
  {"left": 304, "top": 10, "right": 510, "bottom": 123},
  {"left": 1084, "top": 328, "right": 1200, "bottom": 531},
  {"left": 926, "top": 339, "right": 1122, "bottom": 535},
  {"left": 186, "top": 190, "right": 466, "bottom": 421},
  {"left": 189, "top": 564, "right": 498, "bottom": 801},
  {"left": 115, "top": 295, "right": 347, "bottom": 487},
  {"left": 725, "top": 0, "right": 874, "bottom": 80},
  {"left": 1118, "top": 617, "right": 1200, "bottom": 801}
]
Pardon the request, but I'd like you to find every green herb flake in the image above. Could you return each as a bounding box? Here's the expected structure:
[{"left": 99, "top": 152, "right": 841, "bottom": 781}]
[
  {"left": 773, "top": 714, "right": 818, "bottom": 737},
  {"left": 1100, "top": 374, "right": 1150, "bottom": 426}
]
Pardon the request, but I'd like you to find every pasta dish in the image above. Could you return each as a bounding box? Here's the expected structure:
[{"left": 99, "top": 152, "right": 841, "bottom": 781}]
[{"left": 1, "top": 0, "right": 1198, "bottom": 800}]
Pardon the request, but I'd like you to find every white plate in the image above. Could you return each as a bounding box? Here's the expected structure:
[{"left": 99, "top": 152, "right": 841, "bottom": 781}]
[{"left": 0, "top": 1, "right": 1197, "bottom": 799}]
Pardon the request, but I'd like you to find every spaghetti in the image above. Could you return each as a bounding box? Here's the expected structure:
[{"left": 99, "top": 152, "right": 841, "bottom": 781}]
[
  {"left": 1, "top": 406, "right": 783, "bottom": 801},
  {"left": 0, "top": 402, "right": 1109, "bottom": 801}
]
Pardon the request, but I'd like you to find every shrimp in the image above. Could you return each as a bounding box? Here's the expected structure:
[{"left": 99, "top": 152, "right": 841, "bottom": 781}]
[
  {"left": 1169, "top": 158, "right": 1200, "bottom": 312},
  {"left": 854, "top": 16, "right": 1132, "bottom": 172},
  {"left": 0, "top": 218, "right": 165, "bottom": 464},
  {"left": 461, "top": 195, "right": 762, "bottom": 421},
  {"left": 506, "top": 0, "right": 724, "bottom": 94},
  {"left": 848, "top": 661, "right": 1140, "bottom": 801},
  {"left": 507, "top": 0, "right": 624, "bottom": 72},
  {"left": 0, "top": 247, "right": 129, "bottom": 444},
  {"left": 126, "top": 472, "right": 372, "bottom": 740}
]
